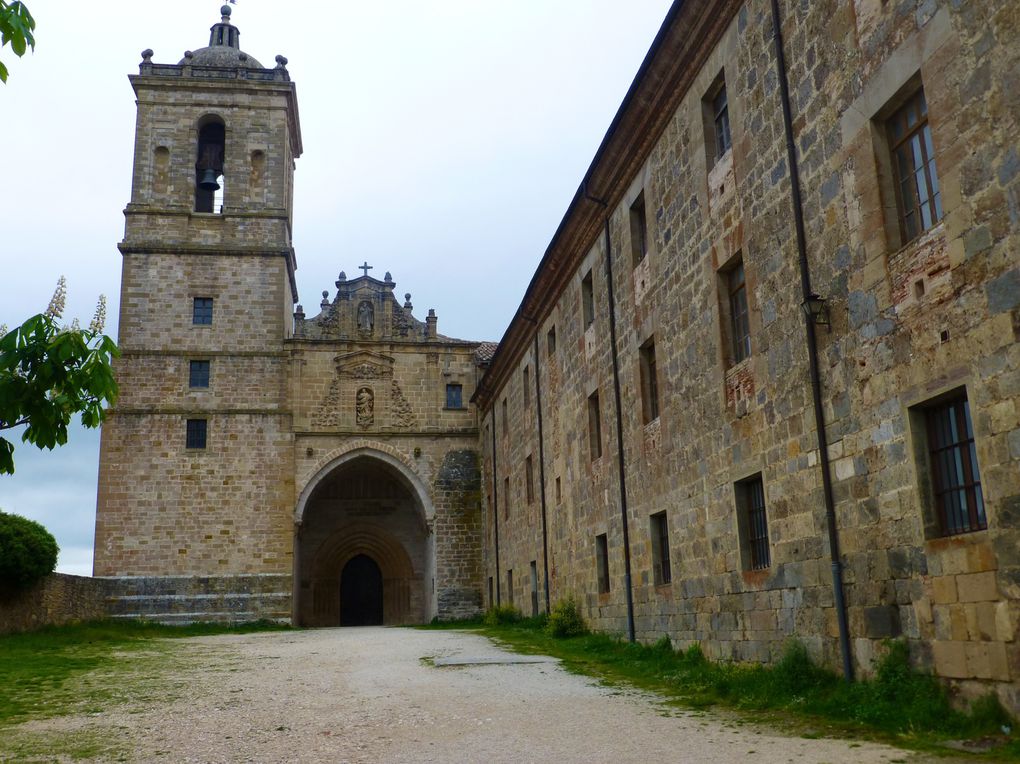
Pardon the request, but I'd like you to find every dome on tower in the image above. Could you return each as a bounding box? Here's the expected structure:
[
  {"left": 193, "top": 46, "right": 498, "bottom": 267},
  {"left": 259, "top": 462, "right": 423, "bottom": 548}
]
[{"left": 178, "top": 5, "right": 264, "bottom": 69}]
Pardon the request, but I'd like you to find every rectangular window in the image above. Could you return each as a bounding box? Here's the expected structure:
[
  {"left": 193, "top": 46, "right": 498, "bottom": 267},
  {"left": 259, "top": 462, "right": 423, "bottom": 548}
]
[
  {"left": 446, "top": 383, "right": 463, "bottom": 409},
  {"left": 652, "top": 512, "right": 669, "bottom": 583},
  {"left": 189, "top": 360, "right": 210, "bottom": 389},
  {"left": 504, "top": 476, "right": 510, "bottom": 520},
  {"left": 523, "top": 366, "right": 531, "bottom": 408},
  {"left": 525, "top": 455, "right": 534, "bottom": 504},
  {"left": 488, "top": 576, "right": 494, "bottom": 606},
  {"left": 587, "top": 391, "right": 602, "bottom": 460},
  {"left": 713, "top": 83, "right": 732, "bottom": 159},
  {"left": 530, "top": 560, "right": 539, "bottom": 617},
  {"left": 630, "top": 192, "right": 648, "bottom": 267},
  {"left": 639, "top": 338, "right": 660, "bottom": 423},
  {"left": 736, "top": 475, "right": 770, "bottom": 570},
  {"left": 185, "top": 418, "right": 207, "bottom": 450},
  {"left": 581, "top": 270, "right": 595, "bottom": 329},
  {"left": 596, "top": 534, "right": 610, "bottom": 594},
  {"left": 726, "top": 259, "right": 751, "bottom": 364},
  {"left": 547, "top": 326, "right": 557, "bottom": 355},
  {"left": 501, "top": 397, "right": 508, "bottom": 435},
  {"left": 651, "top": 511, "right": 671, "bottom": 585},
  {"left": 555, "top": 476, "right": 561, "bottom": 504},
  {"left": 925, "top": 394, "right": 986, "bottom": 536},
  {"left": 192, "top": 297, "right": 213, "bottom": 325},
  {"left": 507, "top": 569, "right": 514, "bottom": 605},
  {"left": 888, "top": 88, "right": 942, "bottom": 243}
]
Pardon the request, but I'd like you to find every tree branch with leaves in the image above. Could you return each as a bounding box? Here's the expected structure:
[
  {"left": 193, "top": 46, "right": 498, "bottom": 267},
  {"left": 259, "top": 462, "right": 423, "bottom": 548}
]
[
  {"left": 0, "top": 278, "right": 119, "bottom": 475},
  {"left": 0, "top": 0, "right": 35, "bottom": 83}
]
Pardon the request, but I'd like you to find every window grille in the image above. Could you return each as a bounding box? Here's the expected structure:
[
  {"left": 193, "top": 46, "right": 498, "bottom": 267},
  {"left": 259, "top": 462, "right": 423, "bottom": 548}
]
[
  {"left": 728, "top": 262, "right": 751, "bottom": 363},
  {"left": 714, "top": 84, "right": 732, "bottom": 158},
  {"left": 652, "top": 512, "right": 671, "bottom": 585},
  {"left": 926, "top": 396, "right": 986, "bottom": 535},
  {"left": 744, "top": 477, "right": 770, "bottom": 570},
  {"left": 596, "top": 534, "right": 610, "bottom": 593}
]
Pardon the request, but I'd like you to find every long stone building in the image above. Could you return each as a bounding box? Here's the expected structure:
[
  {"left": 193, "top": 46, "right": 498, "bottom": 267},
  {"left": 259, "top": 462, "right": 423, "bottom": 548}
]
[{"left": 96, "top": 1, "right": 1018, "bottom": 708}]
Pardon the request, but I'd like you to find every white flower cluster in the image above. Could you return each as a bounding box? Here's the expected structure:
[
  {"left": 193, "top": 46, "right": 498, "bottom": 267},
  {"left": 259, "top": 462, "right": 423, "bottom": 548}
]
[
  {"left": 0, "top": 324, "right": 7, "bottom": 338},
  {"left": 45, "top": 276, "right": 67, "bottom": 319},
  {"left": 89, "top": 294, "right": 108, "bottom": 334}
]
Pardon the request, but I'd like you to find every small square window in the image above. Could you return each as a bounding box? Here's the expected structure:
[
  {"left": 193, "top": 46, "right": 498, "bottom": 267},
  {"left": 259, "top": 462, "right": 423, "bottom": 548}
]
[
  {"left": 736, "top": 475, "right": 770, "bottom": 570},
  {"left": 918, "top": 392, "right": 986, "bottom": 536},
  {"left": 192, "top": 297, "right": 213, "bottom": 325},
  {"left": 639, "top": 338, "right": 660, "bottom": 423},
  {"left": 189, "top": 360, "right": 210, "bottom": 389},
  {"left": 581, "top": 271, "right": 595, "bottom": 329},
  {"left": 587, "top": 391, "right": 602, "bottom": 460},
  {"left": 650, "top": 511, "right": 671, "bottom": 585},
  {"left": 596, "top": 534, "right": 610, "bottom": 594},
  {"left": 186, "top": 418, "right": 207, "bottom": 450},
  {"left": 446, "top": 383, "right": 463, "bottom": 409}
]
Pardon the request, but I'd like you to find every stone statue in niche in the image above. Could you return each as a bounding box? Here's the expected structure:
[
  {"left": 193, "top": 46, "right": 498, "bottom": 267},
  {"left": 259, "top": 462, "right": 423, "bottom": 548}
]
[
  {"left": 357, "top": 300, "right": 374, "bottom": 335},
  {"left": 356, "top": 386, "right": 374, "bottom": 429}
]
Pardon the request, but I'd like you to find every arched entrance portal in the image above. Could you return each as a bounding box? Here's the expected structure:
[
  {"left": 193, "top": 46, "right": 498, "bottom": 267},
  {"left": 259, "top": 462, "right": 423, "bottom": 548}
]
[
  {"left": 340, "top": 554, "right": 383, "bottom": 626},
  {"left": 296, "top": 454, "right": 429, "bottom": 626}
]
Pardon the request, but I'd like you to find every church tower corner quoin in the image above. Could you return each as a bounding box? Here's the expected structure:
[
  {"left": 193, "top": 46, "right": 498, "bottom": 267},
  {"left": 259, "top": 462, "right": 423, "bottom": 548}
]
[{"left": 94, "top": 6, "right": 488, "bottom": 626}]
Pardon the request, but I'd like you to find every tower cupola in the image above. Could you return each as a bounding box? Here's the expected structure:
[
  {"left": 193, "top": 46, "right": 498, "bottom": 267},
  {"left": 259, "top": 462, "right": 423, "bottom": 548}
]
[{"left": 177, "top": 4, "right": 263, "bottom": 69}]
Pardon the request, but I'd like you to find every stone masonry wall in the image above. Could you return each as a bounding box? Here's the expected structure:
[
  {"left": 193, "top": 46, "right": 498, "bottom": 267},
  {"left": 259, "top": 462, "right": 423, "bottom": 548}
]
[
  {"left": 480, "top": 0, "right": 1019, "bottom": 710},
  {"left": 0, "top": 574, "right": 112, "bottom": 635}
]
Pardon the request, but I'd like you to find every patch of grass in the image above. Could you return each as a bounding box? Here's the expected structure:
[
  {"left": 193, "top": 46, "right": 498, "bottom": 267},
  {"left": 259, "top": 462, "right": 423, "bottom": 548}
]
[
  {"left": 0, "top": 618, "right": 289, "bottom": 727},
  {"left": 470, "top": 621, "right": 1018, "bottom": 757}
]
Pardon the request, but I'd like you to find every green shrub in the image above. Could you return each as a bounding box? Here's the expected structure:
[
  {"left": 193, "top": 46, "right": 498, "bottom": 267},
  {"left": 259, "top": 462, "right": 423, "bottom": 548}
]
[
  {"left": 0, "top": 510, "right": 59, "bottom": 590},
  {"left": 483, "top": 604, "right": 522, "bottom": 626},
  {"left": 545, "top": 597, "right": 588, "bottom": 638}
]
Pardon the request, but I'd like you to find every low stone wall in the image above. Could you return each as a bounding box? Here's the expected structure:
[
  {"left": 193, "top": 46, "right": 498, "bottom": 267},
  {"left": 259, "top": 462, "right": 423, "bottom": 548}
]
[{"left": 0, "top": 573, "right": 113, "bottom": 635}]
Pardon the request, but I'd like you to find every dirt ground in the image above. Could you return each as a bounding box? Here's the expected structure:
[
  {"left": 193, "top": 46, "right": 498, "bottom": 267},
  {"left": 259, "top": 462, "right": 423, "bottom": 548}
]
[{"left": 10, "top": 627, "right": 940, "bottom": 763}]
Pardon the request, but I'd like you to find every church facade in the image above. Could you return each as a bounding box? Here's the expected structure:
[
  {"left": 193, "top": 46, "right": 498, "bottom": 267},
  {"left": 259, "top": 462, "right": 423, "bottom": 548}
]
[
  {"left": 97, "top": 1, "right": 1018, "bottom": 707},
  {"left": 94, "top": 7, "right": 487, "bottom": 626}
]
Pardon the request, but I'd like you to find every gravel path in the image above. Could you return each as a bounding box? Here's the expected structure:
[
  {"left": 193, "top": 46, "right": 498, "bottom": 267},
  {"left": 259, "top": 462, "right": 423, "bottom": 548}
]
[{"left": 19, "top": 627, "right": 933, "bottom": 762}]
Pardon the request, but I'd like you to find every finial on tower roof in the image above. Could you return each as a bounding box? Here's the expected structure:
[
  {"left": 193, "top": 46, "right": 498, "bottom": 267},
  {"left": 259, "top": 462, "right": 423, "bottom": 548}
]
[{"left": 221, "top": 4, "right": 233, "bottom": 22}]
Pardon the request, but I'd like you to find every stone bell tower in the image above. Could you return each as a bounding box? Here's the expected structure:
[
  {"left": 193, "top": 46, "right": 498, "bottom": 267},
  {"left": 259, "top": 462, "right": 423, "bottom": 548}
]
[{"left": 94, "top": 5, "right": 303, "bottom": 621}]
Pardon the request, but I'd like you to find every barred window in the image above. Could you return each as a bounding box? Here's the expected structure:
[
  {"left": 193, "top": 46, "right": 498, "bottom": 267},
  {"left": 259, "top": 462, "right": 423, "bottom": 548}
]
[
  {"left": 581, "top": 271, "right": 595, "bottom": 329},
  {"left": 925, "top": 395, "right": 986, "bottom": 536},
  {"left": 888, "top": 88, "right": 942, "bottom": 243},
  {"left": 588, "top": 391, "right": 602, "bottom": 460},
  {"left": 185, "top": 419, "right": 207, "bottom": 450},
  {"left": 737, "top": 475, "right": 770, "bottom": 570}
]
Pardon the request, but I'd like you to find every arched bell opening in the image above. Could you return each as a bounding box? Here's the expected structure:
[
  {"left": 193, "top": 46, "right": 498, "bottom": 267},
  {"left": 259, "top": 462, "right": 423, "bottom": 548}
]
[
  {"left": 296, "top": 455, "right": 429, "bottom": 627},
  {"left": 195, "top": 115, "right": 226, "bottom": 213}
]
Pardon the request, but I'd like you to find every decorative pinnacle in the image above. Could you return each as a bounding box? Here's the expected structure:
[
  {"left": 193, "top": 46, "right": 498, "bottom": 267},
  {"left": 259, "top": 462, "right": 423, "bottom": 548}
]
[{"left": 221, "top": 4, "right": 232, "bottom": 21}]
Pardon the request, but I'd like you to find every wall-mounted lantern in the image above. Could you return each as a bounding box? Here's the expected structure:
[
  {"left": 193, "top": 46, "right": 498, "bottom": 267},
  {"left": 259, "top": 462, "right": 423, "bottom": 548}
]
[{"left": 801, "top": 293, "right": 830, "bottom": 330}]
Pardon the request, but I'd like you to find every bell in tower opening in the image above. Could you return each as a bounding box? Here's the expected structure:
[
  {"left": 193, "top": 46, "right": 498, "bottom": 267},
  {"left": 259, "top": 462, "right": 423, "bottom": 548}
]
[{"left": 195, "top": 118, "right": 226, "bottom": 212}]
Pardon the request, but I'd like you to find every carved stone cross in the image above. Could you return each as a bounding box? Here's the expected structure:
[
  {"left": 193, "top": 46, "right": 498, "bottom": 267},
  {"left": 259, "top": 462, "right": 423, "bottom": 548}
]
[{"left": 359, "top": 261, "right": 373, "bottom": 277}]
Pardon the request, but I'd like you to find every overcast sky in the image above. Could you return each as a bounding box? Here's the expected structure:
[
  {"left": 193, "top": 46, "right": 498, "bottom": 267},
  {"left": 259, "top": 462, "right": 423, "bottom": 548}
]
[{"left": 0, "top": 0, "right": 674, "bottom": 575}]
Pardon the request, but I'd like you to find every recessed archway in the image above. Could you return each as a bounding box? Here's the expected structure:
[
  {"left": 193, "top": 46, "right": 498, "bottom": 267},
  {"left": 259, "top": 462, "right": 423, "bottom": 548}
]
[{"left": 295, "top": 453, "right": 431, "bottom": 626}]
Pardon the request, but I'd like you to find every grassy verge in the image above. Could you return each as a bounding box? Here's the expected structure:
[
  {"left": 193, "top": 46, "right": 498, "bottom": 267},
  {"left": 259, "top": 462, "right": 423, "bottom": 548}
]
[
  {"left": 422, "top": 614, "right": 1018, "bottom": 759},
  {"left": 0, "top": 619, "right": 289, "bottom": 727}
]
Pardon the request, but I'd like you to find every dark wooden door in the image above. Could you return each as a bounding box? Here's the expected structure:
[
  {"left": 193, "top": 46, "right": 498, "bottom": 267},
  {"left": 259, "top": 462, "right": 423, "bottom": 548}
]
[{"left": 340, "top": 554, "right": 384, "bottom": 626}]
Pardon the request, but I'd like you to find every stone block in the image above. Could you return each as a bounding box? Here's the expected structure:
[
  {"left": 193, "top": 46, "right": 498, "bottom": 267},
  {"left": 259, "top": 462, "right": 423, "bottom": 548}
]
[
  {"left": 957, "top": 571, "right": 999, "bottom": 603},
  {"left": 932, "top": 575, "right": 958, "bottom": 604},
  {"left": 932, "top": 640, "right": 969, "bottom": 679},
  {"left": 863, "top": 605, "right": 901, "bottom": 638}
]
